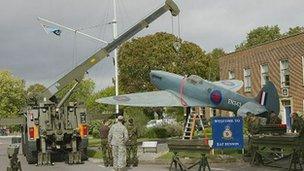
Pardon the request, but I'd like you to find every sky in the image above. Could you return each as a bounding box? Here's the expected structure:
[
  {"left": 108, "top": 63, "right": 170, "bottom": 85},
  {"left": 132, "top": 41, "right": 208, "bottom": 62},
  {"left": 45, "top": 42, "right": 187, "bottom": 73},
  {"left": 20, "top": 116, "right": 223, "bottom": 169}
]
[{"left": 1, "top": 0, "right": 304, "bottom": 91}]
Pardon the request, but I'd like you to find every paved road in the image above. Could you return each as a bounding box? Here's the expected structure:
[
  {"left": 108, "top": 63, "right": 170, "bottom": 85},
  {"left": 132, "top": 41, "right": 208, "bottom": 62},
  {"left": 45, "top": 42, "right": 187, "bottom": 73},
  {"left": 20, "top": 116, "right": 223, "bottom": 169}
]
[{"left": 0, "top": 137, "right": 287, "bottom": 171}]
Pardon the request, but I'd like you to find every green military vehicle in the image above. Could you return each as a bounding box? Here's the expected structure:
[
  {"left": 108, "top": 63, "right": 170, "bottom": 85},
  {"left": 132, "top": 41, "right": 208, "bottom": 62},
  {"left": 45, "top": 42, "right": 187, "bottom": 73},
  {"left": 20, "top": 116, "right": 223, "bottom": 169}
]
[{"left": 20, "top": 0, "right": 179, "bottom": 165}]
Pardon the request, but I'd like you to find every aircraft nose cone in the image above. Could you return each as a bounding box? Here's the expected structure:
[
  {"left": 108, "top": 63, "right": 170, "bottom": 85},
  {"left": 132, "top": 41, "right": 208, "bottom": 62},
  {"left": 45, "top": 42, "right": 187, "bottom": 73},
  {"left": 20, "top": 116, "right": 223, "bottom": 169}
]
[{"left": 150, "top": 70, "right": 163, "bottom": 80}]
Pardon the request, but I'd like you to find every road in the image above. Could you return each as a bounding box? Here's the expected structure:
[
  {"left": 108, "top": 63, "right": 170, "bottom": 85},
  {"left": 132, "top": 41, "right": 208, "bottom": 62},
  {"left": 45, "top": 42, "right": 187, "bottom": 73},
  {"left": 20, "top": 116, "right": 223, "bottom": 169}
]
[{"left": 0, "top": 137, "right": 286, "bottom": 171}]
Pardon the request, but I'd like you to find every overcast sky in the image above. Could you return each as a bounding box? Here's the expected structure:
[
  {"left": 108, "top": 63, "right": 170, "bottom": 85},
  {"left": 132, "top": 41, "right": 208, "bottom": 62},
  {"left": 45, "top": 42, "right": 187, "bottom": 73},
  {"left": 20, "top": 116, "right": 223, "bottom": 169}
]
[{"left": 1, "top": 0, "right": 304, "bottom": 91}]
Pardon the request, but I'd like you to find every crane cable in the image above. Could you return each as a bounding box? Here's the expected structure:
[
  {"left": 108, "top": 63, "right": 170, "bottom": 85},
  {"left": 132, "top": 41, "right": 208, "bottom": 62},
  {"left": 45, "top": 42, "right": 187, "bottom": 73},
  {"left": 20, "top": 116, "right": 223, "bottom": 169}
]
[{"left": 172, "top": 14, "right": 181, "bottom": 53}]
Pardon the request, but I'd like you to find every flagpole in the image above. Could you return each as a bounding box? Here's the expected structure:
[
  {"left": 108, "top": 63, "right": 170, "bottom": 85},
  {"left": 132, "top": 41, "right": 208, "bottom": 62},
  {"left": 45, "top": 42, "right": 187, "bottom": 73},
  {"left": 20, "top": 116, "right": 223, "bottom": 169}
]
[
  {"left": 37, "top": 17, "right": 108, "bottom": 44},
  {"left": 111, "top": 0, "right": 119, "bottom": 114}
]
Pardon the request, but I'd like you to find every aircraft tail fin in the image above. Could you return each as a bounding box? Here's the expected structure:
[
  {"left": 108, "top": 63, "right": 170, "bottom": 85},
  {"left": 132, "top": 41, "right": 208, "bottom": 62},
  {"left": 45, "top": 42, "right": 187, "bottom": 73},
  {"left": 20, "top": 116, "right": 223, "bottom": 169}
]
[{"left": 255, "top": 81, "right": 280, "bottom": 115}]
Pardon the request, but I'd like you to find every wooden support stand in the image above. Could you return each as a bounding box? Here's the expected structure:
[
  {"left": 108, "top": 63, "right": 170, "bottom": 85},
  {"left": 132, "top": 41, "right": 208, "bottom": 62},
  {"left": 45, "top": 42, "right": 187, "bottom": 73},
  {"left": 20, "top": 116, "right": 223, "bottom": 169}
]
[
  {"left": 168, "top": 139, "right": 211, "bottom": 171},
  {"left": 250, "top": 134, "right": 304, "bottom": 171}
]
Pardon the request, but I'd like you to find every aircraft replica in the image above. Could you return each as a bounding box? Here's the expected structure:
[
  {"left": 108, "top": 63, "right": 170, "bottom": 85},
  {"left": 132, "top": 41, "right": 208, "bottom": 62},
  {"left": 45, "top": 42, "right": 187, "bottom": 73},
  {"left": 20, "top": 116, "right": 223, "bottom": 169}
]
[{"left": 97, "top": 70, "right": 279, "bottom": 117}]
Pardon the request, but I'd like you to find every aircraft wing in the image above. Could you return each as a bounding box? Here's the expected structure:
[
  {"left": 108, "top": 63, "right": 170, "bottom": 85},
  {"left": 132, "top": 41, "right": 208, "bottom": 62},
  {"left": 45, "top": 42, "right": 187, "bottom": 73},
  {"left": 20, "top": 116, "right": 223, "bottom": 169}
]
[
  {"left": 213, "top": 80, "right": 243, "bottom": 92},
  {"left": 96, "top": 90, "right": 206, "bottom": 107}
]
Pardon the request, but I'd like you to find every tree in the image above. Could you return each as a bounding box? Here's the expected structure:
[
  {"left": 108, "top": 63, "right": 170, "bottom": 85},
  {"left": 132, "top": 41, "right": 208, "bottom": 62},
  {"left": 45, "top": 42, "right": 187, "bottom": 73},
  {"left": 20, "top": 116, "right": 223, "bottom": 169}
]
[
  {"left": 0, "top": 71, "right": 26, "bottom": 117},
  {"left": 86, "top": 86, "right": 115, "bottom": 115},
  {"left": 207, "top": 48, "right": 226, "bottom": 81},
  {"left": 26, "top": 83, "right": 46, "bottom": 105},
  {"left": 285, "top": 26, "right": 304, "bottom": 36},
  {"left": 236, "top": 25, "right": 304, "bottom": 51},
  {"left": 236, "top": 25, "right": 281, "bottom": 50},
  {"left": 118, "top": 32, "right": 210, "bottom": 94},
  {"left": 57, "top": 79, "right": 95, "bottom": 107}
]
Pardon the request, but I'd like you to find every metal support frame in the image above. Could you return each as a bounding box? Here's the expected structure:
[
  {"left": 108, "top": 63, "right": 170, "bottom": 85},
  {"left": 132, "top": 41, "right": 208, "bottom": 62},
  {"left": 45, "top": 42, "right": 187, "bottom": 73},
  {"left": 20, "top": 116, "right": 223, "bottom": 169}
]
[
  {"left": 169, "top": 152, "right": 210, "bottom": 171},
  {"left": 7, "top": 144, "right": 22, "bottom": 171}
]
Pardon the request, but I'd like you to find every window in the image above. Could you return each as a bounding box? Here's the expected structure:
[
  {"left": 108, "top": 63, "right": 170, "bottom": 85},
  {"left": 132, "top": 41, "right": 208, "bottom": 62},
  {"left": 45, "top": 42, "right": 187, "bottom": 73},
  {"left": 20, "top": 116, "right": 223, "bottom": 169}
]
[
  {"left": 201, "top": 107, "right": 206, "bottom": 119},
  {"left": 260, "top": 64, "right": 269, "bottom": 87},
  {"left": 228, "top": 70, "right": 235, "bottom": 80},
  {"left": 244, "top": 68, "right": 252, "bottom": 92},
  {"left": 280, "top": 60, "right": 290, "bottom": 87},
  {"left": 202, "top": 107, "right": 206, "bottom": 115}
]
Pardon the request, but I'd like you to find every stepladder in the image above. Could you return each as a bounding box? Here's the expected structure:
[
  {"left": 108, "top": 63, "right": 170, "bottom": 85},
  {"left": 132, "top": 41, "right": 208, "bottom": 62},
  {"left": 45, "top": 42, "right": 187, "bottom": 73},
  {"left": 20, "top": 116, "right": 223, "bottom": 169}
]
[{"left": 183, "top": 109, "right": 206, "bottom": 140}]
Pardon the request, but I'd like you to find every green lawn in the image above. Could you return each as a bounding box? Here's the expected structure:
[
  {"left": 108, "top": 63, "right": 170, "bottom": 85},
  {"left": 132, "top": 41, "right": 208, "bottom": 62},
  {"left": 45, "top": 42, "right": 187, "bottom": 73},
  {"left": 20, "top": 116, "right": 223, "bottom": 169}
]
[
  {"left": 88, "top": 136, "right": 101, "bottom": 147},
  {"left": 87, "top": 148, "right": 103, "bottom": 158}
]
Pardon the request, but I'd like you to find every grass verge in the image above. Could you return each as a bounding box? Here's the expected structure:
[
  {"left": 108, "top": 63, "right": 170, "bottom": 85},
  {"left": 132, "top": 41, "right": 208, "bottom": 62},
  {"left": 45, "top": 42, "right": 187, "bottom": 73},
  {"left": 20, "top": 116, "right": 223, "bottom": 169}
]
[{"left": 87, "top": 148, "right": 103, "bottom": 158}]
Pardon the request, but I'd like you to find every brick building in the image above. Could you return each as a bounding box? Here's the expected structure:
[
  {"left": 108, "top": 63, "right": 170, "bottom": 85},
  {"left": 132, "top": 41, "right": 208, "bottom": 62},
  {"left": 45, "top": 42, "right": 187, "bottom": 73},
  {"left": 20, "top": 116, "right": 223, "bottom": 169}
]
[{"left": 219, "top": 33, "right": 304, "bottom": 129}]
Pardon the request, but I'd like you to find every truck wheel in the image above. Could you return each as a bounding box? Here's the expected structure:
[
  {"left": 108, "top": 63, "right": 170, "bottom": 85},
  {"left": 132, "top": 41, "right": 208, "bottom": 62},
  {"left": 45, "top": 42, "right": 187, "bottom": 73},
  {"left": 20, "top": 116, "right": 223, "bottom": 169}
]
[
  {"left": 80, "top": 148, "right": 88, "bottom": 161},
  {"left": 26, "top": 149, "right": 38, "bottom": 164}
]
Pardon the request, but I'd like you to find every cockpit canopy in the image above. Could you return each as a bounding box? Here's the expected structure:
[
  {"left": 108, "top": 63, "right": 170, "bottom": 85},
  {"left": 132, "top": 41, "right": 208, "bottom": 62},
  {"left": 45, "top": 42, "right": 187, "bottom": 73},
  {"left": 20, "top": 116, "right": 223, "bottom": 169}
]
[{"left": 186, "top": 75, "right": 203, "bottom": 85}]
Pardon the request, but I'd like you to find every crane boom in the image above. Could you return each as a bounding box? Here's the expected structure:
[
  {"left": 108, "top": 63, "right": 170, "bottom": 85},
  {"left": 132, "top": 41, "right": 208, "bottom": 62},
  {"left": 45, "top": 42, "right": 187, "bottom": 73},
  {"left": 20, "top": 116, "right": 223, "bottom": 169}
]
[{"left": 44, "top": 0, "right": 179, "bottom": 102}]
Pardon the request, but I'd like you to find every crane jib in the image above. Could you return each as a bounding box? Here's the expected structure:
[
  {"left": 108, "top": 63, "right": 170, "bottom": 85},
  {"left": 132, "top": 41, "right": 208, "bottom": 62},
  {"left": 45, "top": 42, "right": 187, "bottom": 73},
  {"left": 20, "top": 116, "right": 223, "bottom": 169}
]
[{"left": 45, "top": 0, "right": 180, "bottom": 102}]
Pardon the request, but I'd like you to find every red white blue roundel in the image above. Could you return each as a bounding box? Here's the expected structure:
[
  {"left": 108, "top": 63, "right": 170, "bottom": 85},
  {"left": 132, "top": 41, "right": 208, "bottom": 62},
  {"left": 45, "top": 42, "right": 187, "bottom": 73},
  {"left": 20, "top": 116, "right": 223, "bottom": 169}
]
[{"left": 210, "top": 90, "right": 222, "bottom": 105}]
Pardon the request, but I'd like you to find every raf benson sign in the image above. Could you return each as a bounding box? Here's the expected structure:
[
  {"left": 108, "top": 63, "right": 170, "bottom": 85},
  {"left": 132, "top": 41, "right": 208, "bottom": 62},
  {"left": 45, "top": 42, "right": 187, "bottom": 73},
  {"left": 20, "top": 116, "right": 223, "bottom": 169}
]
[{"left": 212, "top": 117, "right": 244, "bottom": 149}]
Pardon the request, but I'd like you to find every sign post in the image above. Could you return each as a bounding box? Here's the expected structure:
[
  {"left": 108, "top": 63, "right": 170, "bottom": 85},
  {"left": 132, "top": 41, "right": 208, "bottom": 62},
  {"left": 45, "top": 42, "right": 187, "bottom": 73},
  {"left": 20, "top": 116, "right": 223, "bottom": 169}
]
[{"left": 212, "top": 117, "right": 244, "bottom": 149}]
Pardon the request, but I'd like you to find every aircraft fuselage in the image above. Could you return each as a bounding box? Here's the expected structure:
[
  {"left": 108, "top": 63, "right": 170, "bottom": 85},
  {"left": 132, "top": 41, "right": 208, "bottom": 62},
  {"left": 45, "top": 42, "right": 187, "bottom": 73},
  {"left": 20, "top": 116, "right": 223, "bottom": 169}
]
[{"left": 150, "top": 70, "right": 253, "bottom": 112}]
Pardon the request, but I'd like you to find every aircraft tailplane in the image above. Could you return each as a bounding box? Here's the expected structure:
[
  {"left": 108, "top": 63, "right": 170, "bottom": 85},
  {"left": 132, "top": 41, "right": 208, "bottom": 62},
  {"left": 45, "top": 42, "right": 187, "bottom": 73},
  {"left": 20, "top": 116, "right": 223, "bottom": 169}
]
[{"left": 255, "top": 81, "right": 280, "bottom": 116}]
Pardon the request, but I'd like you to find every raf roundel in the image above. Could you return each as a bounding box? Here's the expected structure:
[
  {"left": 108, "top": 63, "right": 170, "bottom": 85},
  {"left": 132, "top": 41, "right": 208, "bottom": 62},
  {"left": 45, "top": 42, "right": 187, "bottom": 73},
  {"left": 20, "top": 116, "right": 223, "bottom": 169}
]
[{"left": 210, "top": 90, "right": 222, "bottom": 105}]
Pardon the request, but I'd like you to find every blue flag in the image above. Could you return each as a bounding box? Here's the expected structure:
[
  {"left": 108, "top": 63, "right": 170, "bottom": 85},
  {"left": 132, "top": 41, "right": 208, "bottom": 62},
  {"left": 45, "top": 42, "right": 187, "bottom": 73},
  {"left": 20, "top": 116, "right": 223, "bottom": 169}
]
[{"left": 42, "top": 24, "right": 62, "bottom": 36}]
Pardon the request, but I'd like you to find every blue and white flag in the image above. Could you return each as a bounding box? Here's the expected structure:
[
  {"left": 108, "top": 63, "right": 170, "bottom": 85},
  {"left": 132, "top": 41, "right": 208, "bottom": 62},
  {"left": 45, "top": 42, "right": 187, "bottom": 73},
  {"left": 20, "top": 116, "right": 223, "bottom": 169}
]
[{"left": 41, "top": 24, "right": 62, "bottom": 36}]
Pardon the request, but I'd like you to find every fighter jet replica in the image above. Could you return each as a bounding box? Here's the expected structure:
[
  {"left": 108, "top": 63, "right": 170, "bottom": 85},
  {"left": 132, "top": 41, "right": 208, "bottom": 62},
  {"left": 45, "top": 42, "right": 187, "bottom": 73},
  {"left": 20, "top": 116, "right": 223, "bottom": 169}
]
[{"left": 97, "top": 70, "right": 279, "bottom": 116}]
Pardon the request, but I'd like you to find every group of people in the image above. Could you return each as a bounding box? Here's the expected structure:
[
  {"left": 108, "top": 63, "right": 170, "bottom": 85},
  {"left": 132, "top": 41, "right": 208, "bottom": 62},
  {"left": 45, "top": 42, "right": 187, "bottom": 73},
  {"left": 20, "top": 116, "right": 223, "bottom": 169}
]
[
  {"left": 246, "top": 111, "right": 304, "bottom": 135},
  {"left": 99, "top": 115, "right": 138, "bottom": 171},
  {"left": 245, "top": 111, "right": 304, "bottom": 156}
]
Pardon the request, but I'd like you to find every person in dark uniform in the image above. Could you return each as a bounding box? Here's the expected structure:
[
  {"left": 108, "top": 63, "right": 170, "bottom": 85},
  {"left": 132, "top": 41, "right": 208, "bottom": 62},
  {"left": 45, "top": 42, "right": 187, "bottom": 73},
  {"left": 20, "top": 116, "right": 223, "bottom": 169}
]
[
  {"left": 268, "top": 111, "right": 282, "bottom": 124},
  {"left": 126, "top": 118, "right": 138, "bottom": 167},
  {"left": 291, "top": 112, "right": 304, "bottom": 136},
  {"left": 100, "top": 120, "right": 112, "bottom": 167}
]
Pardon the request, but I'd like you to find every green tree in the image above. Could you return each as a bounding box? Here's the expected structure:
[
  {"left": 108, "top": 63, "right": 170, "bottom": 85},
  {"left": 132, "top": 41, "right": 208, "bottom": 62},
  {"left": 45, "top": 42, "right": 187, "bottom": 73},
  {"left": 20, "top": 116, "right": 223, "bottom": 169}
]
[
  {"left": 86, "top": 86, "right": 115, "bottom": 115},
  {"left": 118, "top": 32, "right": 209, "bottom": 93},
  {"left": 207, "top": 48, "right": 226, "bottom": 81},
  {"left": 285, "top": 26, "right": 304, "bottom": 36},
  {"left": 57, "top": 79, "right": 95, "bottom": 107},
  {"left": 0, "top": 71, "right": 26, "bottom": 117},
  {"left": 26, "top": 83, "right": 46, "bottom": 105},
  {"left": 117, "top": 32, "right": 211, "bottom": 123},
  {"left": 236, "top": 25, "right": 281, "bottom": 50}
]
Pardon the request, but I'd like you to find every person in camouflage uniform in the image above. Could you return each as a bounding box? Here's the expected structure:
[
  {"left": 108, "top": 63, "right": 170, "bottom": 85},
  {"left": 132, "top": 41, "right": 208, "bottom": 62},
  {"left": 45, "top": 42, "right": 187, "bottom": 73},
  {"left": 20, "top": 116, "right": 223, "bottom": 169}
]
[
  {"left": 268, "top": 111, "right": 282, "bottom": 124},
  {"left": 108, "top": 115, "right": 128, "bottom": 171},
  {"left": 126, "top": 118, "right": 138, "bottom": 167},
  {"left": 248, "top": 114, "right": 260, "bottom": 135},
  {"left": 100, "top": 120, "right": 112, "bottom": 167},
  {"left": 246, "top": 112, "right": 261, "bottom": 157},
  {"left": 291, "top": 112, "right": 304, "bottom": 136}
]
